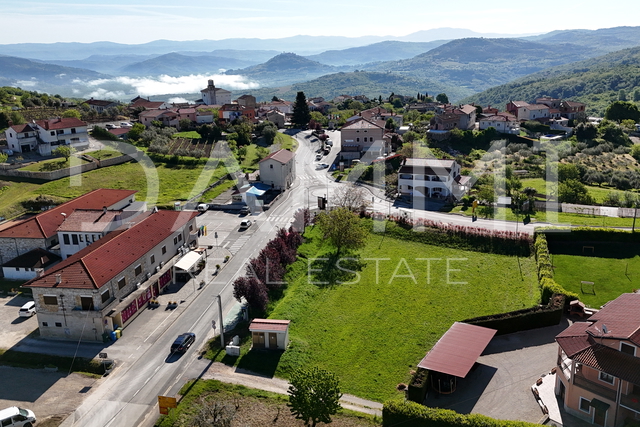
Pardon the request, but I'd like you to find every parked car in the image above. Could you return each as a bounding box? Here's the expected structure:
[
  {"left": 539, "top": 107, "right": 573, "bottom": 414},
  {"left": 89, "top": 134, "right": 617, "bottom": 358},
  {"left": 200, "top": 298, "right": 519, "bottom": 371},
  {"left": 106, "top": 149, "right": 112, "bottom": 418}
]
[
  {"left": 171, "top": 332, "right": 196, "bottom": 353},
  {"left": 18, "top": 301, "right": 36, "bottom": 318},
  {"left": 239, "top": 206, "right": 250, "bottom": 215},
  {"left": 318, "top": 163, "right": 330, "bottom": 169},
  {"left": 315, "top": 153, "right": 322, "bottom": 161},
  {"left": 0, "top": 406, "right": 37, "bottom": 427},
  {"left": 105, "top": 123, "right": 117, "bottom": 129},
  {"left": 120, "top": 122, "right": 132, "bottom": 128},
  {"left": 326, "top": 139, "right": 333, "bottom": 146},
  {"left": 239, "top": 219, "right": 252, "bottom": 229},
  {"left": 197, "top": 203, "right": 209, "bottom": 212}
]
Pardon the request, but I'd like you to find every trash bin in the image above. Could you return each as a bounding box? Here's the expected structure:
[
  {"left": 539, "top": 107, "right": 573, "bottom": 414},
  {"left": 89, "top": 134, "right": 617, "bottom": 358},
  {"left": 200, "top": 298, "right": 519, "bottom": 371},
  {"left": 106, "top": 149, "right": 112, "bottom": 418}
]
[
  {"left": 115, "top": 329, "right": 121, "bottom": 339},
  {"left": 110, "top": 331, "right": 117, "bottom": 341}
]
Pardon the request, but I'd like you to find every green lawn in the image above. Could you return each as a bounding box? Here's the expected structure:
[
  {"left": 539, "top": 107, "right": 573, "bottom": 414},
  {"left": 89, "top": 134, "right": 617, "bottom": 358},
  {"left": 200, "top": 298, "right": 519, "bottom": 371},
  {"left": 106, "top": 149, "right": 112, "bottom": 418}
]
[
  {"left": 274, "top": 132, "right": 297, "bottom": 151},
  {"left": 19, "top": 156, "right": 89, "bottom": 172},
  {"left": 209, "top": 226, "right": 540, "bottom": 403},
  {"left": 173, "top": 131, "right": 201, "bottom": 139},
  {"left": 552, "top": 253, "right": 640, "bottom": 308},
  {"left": 84, "top": 148, "right": 123, "bottom": 160},
  {"left": 521, "top": 178, "right": 631, "bottom": 204}
]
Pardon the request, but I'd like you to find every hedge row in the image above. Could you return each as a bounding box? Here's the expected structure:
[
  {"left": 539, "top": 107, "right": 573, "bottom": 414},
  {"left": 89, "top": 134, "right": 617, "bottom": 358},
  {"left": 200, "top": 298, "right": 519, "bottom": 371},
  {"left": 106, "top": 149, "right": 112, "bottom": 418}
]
[
  {"left": 371, "top": 217, "right": 532, "bottom": 256},
  {"left": 534, "top": 233, "right": 578, "bottom": 302},
  {"left": 463, "top": 294, "right": 564, "bottom": 335},
  {"left": 538, "top": 226, "right": 640, "bottom": 244},
  {"left": 383, "top": 400, "right": 540, "bottom": 427}
]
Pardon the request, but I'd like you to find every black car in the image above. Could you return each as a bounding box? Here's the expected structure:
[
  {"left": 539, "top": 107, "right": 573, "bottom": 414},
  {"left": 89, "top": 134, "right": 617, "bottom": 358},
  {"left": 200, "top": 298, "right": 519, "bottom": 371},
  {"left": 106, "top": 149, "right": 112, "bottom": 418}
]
[{"left": 171, "top": 332, "right": 196, "bottom": 353}]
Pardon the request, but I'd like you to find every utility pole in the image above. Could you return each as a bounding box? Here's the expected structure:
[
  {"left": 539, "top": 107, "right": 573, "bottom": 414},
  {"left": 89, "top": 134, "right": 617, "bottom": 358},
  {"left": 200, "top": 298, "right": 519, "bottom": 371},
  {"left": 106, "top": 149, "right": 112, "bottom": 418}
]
[{"left": 217, "top": 294, "right": 224, "bottom": 348}]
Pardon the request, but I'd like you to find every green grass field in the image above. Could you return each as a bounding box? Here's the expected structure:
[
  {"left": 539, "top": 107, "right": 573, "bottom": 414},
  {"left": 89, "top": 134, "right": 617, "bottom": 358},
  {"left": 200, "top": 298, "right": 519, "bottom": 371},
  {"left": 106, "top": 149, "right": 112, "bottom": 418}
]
[
  {"left": 18, "top": 156, "right": 89, "bottom": 172},
  {"left": 84, "top": 148, "right": 123, "bottom": 160},
  {"left": 552, "top": 253, "right": 640, "bottom": 308},
  {"left": 521, "top": 178, "right": 630, "bottom": 204},
  {"left": 209, "top": 226, "right": 540, "bottom": 403},
  {"left": 173, "top": 131, "right": 202, "bottom": 139}
]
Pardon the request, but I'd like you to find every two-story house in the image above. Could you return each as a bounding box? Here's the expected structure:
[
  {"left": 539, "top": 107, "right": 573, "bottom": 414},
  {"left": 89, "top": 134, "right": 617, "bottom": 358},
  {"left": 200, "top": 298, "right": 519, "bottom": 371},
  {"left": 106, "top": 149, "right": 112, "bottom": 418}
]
[
  {"left": 479, "top": 113, "right": 520, "bottom": 134},
  {"left": 397, "top": 158, "right": 467, "bottom": 200},
  {"left": 139, "top": 109, "right": 179, "bottom": 128},
  {"left": 5, "top": 118, "right": 89, "bottom": 155},
  {"left": 22, "top": 209, "right": 199, "bottom": 341},
  {"left": 340, "top": 117, "right": 387, "bottom": 159},
  {"left": 555, "top": 293, "right": 640, "bottom": 426},
  {"left": 560, "top": 101, "right": 587, "bottom": 120},
  {"left": 83, "top": 98, "right": 118, "bottom": 113},
  {"left": 0, "top": 189, "right": 137, "bottom": 264},
  {"left": 259, "top": 149, "right": 296, "bottom": 190}
]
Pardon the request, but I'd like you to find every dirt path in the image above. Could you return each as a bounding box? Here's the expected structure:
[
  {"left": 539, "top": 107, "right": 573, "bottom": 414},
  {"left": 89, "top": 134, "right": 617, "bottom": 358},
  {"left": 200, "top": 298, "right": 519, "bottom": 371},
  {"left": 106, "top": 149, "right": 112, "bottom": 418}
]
[{"left": 200, "top": 362, "right": 383, "bottom": 416}]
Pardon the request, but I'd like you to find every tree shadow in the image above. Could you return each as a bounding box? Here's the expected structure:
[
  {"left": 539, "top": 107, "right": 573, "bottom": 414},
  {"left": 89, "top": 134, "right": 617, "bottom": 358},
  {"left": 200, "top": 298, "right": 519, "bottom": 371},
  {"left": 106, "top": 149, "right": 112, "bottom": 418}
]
[
  {"left": 548, "top": 241, "right": 640, "bottom": 259},
  {"left": 236, "top": 349, "right": 283, "bottom": 378},
  {"left": 308, "top": 254, "right": 366, "bottom": 288}
]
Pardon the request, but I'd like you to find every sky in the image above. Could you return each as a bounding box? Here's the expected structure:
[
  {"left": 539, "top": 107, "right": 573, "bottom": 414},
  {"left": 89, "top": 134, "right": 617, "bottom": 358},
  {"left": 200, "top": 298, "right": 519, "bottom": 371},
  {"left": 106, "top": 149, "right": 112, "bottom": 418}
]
[{"left": 1, "top": 0, "right": 637, "bottom": 45}]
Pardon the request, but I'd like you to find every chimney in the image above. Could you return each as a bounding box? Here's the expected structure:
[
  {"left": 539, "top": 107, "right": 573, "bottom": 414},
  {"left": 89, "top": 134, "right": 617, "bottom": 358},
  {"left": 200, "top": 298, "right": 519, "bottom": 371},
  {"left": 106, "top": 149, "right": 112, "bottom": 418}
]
[{"left": 55, "top": 274, "right": 62, "bottom": 284}]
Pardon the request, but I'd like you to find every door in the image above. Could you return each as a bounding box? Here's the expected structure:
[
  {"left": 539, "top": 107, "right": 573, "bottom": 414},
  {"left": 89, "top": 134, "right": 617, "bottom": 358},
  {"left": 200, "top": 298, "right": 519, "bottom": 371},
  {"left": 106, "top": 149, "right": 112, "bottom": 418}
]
[
  {"left": 253, "top": 332, "right": 265, "bottom": 349},
  {"left": 559, "top": 381, "right": 565, "bottom": 402},
  {"left": 269, "top": 333, "right": 278, "bottom": 349},
  {"left": 593, "top": 407, "right": 606, "bottom": 427}
]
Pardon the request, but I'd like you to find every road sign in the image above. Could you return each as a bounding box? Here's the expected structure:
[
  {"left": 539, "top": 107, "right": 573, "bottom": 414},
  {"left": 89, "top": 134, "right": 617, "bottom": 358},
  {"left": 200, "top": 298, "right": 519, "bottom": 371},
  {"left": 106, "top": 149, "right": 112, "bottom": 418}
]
[
  {"left": 211, "top": 320, "right": 216, "bottom": 329},
  {"left": 158, "top": 395, "right": 177, "bottom": 414}
]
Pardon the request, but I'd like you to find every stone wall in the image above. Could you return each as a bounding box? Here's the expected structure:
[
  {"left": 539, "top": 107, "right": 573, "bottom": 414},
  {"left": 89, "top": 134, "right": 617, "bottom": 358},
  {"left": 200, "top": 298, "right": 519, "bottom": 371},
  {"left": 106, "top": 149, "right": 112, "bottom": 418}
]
[{"left": 0, "top": 237, "right": 47, "bottom": 265}]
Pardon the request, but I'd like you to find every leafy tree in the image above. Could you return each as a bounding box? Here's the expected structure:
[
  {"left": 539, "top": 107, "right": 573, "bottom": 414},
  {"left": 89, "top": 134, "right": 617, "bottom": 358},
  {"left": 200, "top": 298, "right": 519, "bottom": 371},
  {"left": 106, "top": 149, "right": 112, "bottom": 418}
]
[
  {"left": 0, "top": 153, "right": 7, "bottom": 164},
  {"left": 634, "top": 89, "right": 640, "bottom": 102},
  {"left": 558, "top": 179, "right": 594, "bottom": 204},
  {"left": 62, "top": 109, "right": 82, "bottom": 119},
  {"left": 315, "top": 208, "right": 368, "bottom": 255},
  {"left": 179, "top": 118, "right": 192, "bottom": 131},
  {"left": 557, "top": 163, "right": 582, "bottom": 182},
  {"left": 53, "top": 145, "right": 73, "bottom": 160},
  {"left": 332, "top": 184, "right": 371, "bottom": 211},
  {"left": 618, "top": 89, "right": 627, "bottom": 101},
  {"left": 598, "top": 120, "right": 632, "bottom": 146},
  {"left": 604, "top": 101, "right": 640, "bottom": 123},
  {"left": 232, "top": 276, "right": 268, "bottom": 312},
  {"left": 262, "top": 126, "right": 277, "bottom": 145},
  {"left": 574, "top": 122, "right": 597, "bottom": 141},
  {"left": 127, "top": 123, "right": 146, "bottom": 141},
  {"left": 621, "top": 119, "right": 637, "bottom": 133},
  {"left": 385, "top": 117, "right": 396, "bottom": 131},
  {"left": 288, "top": 367, "right": 342, "bottom": 427},
  {"left": 436, "top": 93, "right": 449, "bottom": 104},
  {"left": 292, "top": 91, "right": 311, "bottom": 128}
]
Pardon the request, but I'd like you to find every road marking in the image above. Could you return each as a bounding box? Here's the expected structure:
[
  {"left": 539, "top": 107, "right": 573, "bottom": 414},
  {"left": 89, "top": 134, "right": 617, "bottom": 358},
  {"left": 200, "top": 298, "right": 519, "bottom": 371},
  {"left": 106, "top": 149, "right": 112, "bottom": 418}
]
[{"left": 143, "top": 309, "right": 176, "bottom": 343}]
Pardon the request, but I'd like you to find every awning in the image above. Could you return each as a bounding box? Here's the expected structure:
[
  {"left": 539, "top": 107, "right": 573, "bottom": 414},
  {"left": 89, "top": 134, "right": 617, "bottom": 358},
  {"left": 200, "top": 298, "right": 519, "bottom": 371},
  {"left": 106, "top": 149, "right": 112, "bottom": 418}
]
[
  {"left": 589, "top": 398, "right": 610, "bottom": 412},
  {"left": 417, "top": 322, "right": 497, "bottom": 378},
  {"left": 247, "top": 186, "right": 266, "bottom": 196},
  {"left": 174, "top": 251, "right": 202, "bottom": 271}
]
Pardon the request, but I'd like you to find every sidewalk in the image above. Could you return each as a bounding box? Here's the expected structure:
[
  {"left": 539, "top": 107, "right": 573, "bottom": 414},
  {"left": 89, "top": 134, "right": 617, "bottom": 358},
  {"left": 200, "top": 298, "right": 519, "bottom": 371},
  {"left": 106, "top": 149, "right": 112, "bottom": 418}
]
[{"left": 199, "top": 361, "right": 383, "bottom": 417}]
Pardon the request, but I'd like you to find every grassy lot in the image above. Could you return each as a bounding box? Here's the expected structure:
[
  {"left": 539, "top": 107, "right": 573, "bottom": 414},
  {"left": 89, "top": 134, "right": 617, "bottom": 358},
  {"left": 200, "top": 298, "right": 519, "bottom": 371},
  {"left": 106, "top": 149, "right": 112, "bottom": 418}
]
[
  {"left": 521, "top": 178, "right": 630, "bottom": 204},
  {"left": 199, "top": 178, "right": 236, "bottom": 203},
  {"left": 240, "top": 145, "right": 269, "bottom": 172},
  {"left": 551, "top": 250, "right": 640, "bottom": 308},
  {"left": 155, "top": 379, "right": 379, "bottom": 427},
  {"left": 275, "top": 132, "right": 297, "bottom": 151},
  {"left": 0, "top": 157, "right": 231, "bottom": 217},
  {"left": 0, "top": 349, "right": 103, "bottom": 377},
  {"left": 19, "top": 156, "right": 89, "bottom": 172},
  {"left": 450, "top": 205, "right": 635, "bottom": 227},
  {"left": 84, "top": 148, "right": 123, "bottom": 160},
  {"left": 173, "top": 131, "right": 201, "bottom": 139},
  {"left": 206, "top": 226, "right": 540, "bottom": 403}
]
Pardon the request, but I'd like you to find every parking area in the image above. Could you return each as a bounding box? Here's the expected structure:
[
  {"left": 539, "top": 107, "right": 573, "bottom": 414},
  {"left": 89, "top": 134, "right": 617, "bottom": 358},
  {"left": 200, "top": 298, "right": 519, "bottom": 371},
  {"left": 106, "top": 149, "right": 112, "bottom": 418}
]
[
  {"left": 425, "top": 319, "right": 571, "bottom": 423},
  {"left": 0, "top": 294, "right": 38, "bottom": 348}
]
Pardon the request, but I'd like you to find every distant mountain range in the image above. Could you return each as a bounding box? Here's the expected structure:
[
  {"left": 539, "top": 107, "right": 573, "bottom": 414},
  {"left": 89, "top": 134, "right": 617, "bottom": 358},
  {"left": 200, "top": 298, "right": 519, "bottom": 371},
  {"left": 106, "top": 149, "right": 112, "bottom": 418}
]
[
  {"left": 462, "top": 46, "right": 640, "bottom": 115},
  {"left": 0, "top": 26, "right": 639, "bottom": 104}
]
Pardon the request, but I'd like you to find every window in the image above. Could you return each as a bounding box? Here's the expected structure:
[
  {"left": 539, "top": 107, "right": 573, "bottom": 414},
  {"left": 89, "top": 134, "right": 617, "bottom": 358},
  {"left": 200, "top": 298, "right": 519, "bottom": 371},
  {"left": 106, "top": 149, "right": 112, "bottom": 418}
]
[
  {"left": 162, "top": 245, "right": 167, "bottom": 255},
  {"left": 71, "top": 128, "right": 76, "bottom": 134},
  {"left": 117, "top": 277, "right": 126, "bottom": 289},
  {"left": 15, "top": 267, "right": 20, "bottom": 271},
  {"left": 270, "top": 164, "right": 273, "bottom": 169},
  {"left": 50, "top": 131, "right": 55, "bottom": 136},
  {"left": 174, "top": 237, "right": 178, "bottom": 245},
  {"left": 101, "top": 289, "right": 111, "bottom": 303},
  {"left": 80, "top": 296, "right": 94, "bottom": 311},
  {"left": 621, "top": 342, "right": 636, "bottom": 356},
  {"left": 599, "top": 372, "right": 615, "bottom": 384},
  {"left": 86, "top": 234, "right": 90, "bottom": 242},
  {"left": 134, "top": 265, "right": 142, "bottom": 276},
  {"left": 150, "top": 254, "right": 155, "bottom": 264},
  {"left": 72, "top": 234, "right": 78, "bottom": 245},
  {"left": 578, "top": 397, "right": 591, "bottom": 413},
  {"left": 92, "top": 234, "right": 97, "bottom": 242},
  {"left": 43, "top": 295, "right": 58, "bottom": 305},
  {"left": 42, "top": 322, "right": 48, "bottom": 327},
  {"left": 178, "top": 234, "right": 182, "bottom": 242},
  {"left": 79, "top": 234, "right": 84, "bottom": 242},
  {"left": 189, "top": 225, "right": 193, "bottom": 232},
  {"left": 55, "top": 322, "right": 62, "bottom": 327},
  {"left": 63, "top": 234, "right": 70, "bottom": 245}
]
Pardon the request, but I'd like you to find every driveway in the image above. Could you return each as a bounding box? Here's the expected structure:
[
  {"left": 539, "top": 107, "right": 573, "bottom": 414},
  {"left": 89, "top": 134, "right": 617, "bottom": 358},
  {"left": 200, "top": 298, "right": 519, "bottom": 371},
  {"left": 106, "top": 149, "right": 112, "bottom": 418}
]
[
  {"left": 425, "top": 318, "right": 571, "bottom": 423},
  {"left": 0, "top": 294, "right": 38, "bottom": 348}
]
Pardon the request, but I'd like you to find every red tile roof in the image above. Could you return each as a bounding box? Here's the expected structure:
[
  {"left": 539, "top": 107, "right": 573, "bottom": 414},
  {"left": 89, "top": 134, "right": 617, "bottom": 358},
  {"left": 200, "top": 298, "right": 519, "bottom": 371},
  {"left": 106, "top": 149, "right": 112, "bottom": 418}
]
[
  {"left": 418, "top": 322, "right": 496, "bottom": 378},
  {"left": 84, "top": 99, "right": 116, "bottom": 107},
  {"left": 556, "top": 321, "right": 594, "bottom": 357},
  {"left": 249, "top": 318, "right": 291, "bottom": 332},
  {"left": 57, "top": 209, "right": 123, "bottom": 233},
  {"left": 9, "top": 124, "right": 37, "bottom": 133},
  {"left": 24, "top": 210, "right": 198, "bottom": 290},
  {"left": 586, "top": 293, "right": 640, "bottom": 344},
  {"left": 259, "top": 149, "right": 294, "bottom": 164},
  {"left": 573, "top": 344, "right": 640, "bottom": 385},
  {"left": 35, "top": 117, "right": 86, "bottom": 130},
  {"left": 0, "top": 189, "right": 136, "bottom": 239}
]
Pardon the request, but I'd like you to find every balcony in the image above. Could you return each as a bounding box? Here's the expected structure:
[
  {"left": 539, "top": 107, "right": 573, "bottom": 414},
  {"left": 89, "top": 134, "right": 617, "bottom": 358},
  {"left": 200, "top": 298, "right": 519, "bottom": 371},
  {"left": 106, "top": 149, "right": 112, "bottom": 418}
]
[
  {"left": 573, "top": 370, "right": 617, "bottom": 402},
  {"left": 620, "top": 387, "right": 640, "bottom": 413}
]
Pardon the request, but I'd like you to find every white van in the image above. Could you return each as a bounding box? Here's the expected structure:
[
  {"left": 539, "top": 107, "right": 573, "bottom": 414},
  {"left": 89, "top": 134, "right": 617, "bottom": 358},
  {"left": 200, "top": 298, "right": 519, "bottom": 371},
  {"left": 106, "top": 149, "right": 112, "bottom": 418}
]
[
  {"left": 197, "top": 203, "right": 209, "bottom": 212},
  {"left": 19, "top": 301, "right": 36, "bottom": 317},
  {"left": 0, "top": 407, "right": 36, "bottom": 427}
]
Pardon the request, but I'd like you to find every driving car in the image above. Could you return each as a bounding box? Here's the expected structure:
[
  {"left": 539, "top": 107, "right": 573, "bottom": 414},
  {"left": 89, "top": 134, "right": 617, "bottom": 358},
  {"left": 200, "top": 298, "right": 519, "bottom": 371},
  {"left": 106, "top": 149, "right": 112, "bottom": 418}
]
[
  {"left": 19, "top": 301, "right": 36, "bottom": 318},
  {"left": 315, "top": 153, "right": 322, "bottom": 161},
  {"left": 326, "top": 139, "right": 333, "bottom": 146},
  {"left": 318, "top": 163, "right": 330, "bottom": 169},
  {"left": 171, "top": 332, "right": 196, "bottom": 353},
  {"left": 239, "top": 219, "right": 252, "bottom": 229}
]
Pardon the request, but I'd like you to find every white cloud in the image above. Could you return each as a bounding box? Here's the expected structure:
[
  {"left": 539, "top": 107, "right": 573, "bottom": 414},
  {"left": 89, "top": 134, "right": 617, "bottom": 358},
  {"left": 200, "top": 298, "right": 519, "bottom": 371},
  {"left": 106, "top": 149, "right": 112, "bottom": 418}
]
[
  {"left": 84, "top": 87, "right": 128, "bottom": 99},
  {"left": 168, "top": 97, "right": 190, "bottom": 104},
  {"left": 16, "top": 79, "right": 38, "bottom": 88}
]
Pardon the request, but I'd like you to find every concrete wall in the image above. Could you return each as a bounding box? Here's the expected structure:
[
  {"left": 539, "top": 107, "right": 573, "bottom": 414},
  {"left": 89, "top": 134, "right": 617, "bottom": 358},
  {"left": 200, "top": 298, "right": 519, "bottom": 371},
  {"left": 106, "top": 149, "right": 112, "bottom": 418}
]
[{"left": 0, "top": 154, "right": 135, "bottom": 181}]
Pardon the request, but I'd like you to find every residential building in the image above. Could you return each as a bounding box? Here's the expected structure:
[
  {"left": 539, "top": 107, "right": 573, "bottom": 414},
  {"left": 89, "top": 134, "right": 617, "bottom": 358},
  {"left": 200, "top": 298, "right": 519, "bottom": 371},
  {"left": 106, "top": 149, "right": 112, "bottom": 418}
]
[
  {"left": 219, "top": 104, "right": 256, "bottom": 122},
  {"left": 483, "top": 105, "right": 499, "bottom": 115},
  {"left": 0, "top": 189, "right": 137, "bottom": 264},
  {"left": 265, "top": 109, "right": 286, "bottom": 128},
  {"left": 332, "top": 95, "right": 353, "bottom": 104},
  {"left": 452, "top": 104, "right": 477, "bottom": 130},
  {"left": 236, "top": 94, "right": 257, "bottom": 109},
  {"left": 139, "top": 109, "right": 179, "bottom": 128},
  {"left": 536, "top": 97, "right": 562, "bottom": 110},
  {"left": 5, "top": 118, "right": 89, "bottom": 156},
  {"left": 431, "top": 111, "right": 460, "bottom": 131},
  {"left": 397, "top": 158, "right": 468, "bottom": 199},
  {"left": 555, "top": 293, "right": 640, "bottom": 426},
  {"left": 527, "top": 104, "right": 551, "bottom": 121},
  {"left": 259, "top": 149, "right": 295, "bottom": 190},
  {"left": 506, "top": 101, "right": 532, "bottom": 120},
  {"left": 130, "top": 96, "right": 170, "bottom": 110},
  {"left": 177, "top": 107, "right": 197, "bottom": 124},
  {"left": 340, "top": 117, "right": 386, "bottom": 158},
  {"left": 479, "top": 113, "right": 520, "bottom": 134},
  {"left": 200, "top": 80, "right": 232, "bottom": 106},
  {"left": 1, "top": 248, "right": 60, "bottom": 281},
  {"left": 22, "top": 209, "right": 199, "bottom": 341},
  {"left": 261, "top": 99, "right": 293, "bottom": 115},
  {"left": 83, "top": 98, "right": 118, "bottom": 113},
  {"left": 560, "top": 101, "right": 587, "bottom": 120}
]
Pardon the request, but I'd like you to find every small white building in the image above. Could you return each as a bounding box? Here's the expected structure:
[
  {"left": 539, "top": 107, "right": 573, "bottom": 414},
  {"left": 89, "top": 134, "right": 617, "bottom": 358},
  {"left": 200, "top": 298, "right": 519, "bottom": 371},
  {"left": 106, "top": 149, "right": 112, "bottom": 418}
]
[
  {"left": 249, "top": 318, "right": 290, "bottom": 350},
  {"left": 200, "top": 80, "right": 232, "bottom": 106},
  {"left": 1, "top": 248, "right": 60, "bottom": 281},
  {"left": 479, "top": 113, "right": 520, "bottom": 134},
  {"left": 259, "top": 149, "right": 296, "bottom": 190},
  {"left": 5, "top": 118, "right": 89, "bottom": 155}
]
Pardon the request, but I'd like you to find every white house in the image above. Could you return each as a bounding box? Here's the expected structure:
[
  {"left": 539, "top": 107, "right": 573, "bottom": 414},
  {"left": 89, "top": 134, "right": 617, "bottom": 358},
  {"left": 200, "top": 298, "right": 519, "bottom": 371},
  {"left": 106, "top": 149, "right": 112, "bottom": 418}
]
[
  {"left": 1, "top": 248, "right": 60, "bottom": 281},
  {"left": 259, "top": 149, "right": 296, "bottom": 190},
  {"left": 5, "top": 118, "right": 89, "bottom": 155},
  {"left": 398, "top": 158, "right": 468, "bottom": 200},
  {"left": 249, "top": 318, "right": 290, "bottom": 350},
  {"left": 200, "top": 80, "right": 232, "bottom": 106},
  {"left": 479, "top": 113, "right": 520, "bottom": 134}
]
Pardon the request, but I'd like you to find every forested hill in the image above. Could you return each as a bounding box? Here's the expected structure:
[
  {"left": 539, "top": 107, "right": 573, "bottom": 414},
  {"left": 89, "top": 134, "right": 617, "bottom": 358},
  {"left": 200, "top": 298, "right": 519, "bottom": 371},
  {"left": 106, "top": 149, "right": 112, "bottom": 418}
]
[{"left": 461, "top": 46, "right": 640, "bottom": 115}]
